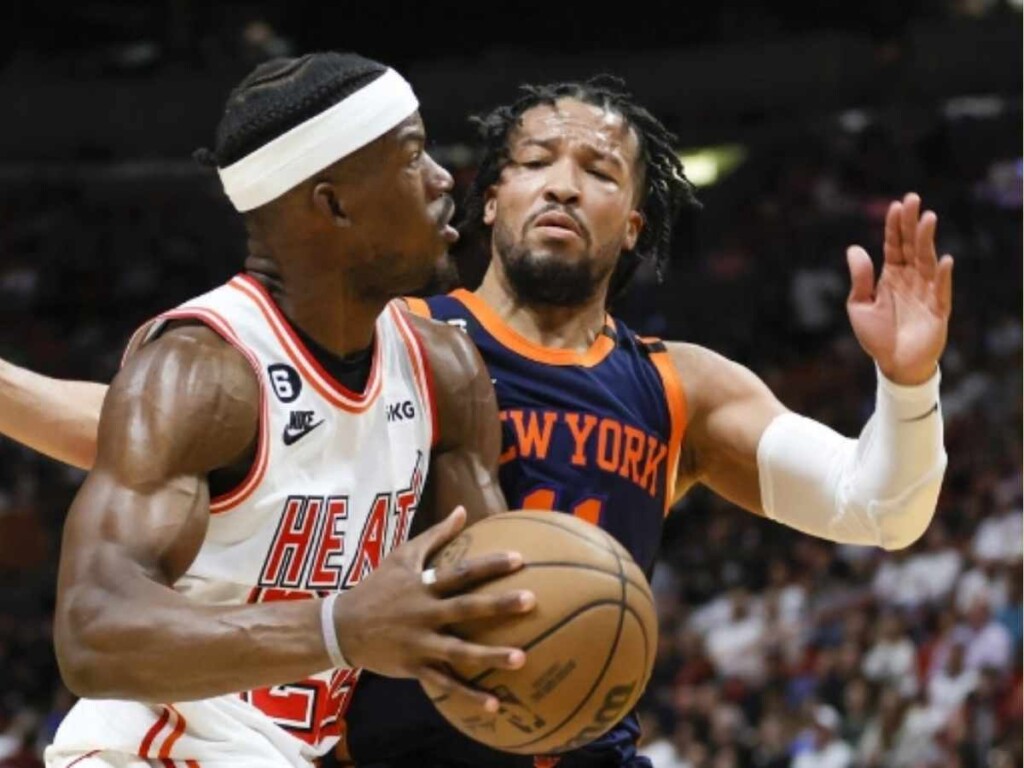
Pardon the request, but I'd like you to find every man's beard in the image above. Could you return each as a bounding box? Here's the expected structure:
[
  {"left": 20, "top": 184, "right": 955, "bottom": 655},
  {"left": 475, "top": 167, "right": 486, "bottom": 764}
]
[{"left": 494, "top": 220, "right": 614, "bottom": 308}]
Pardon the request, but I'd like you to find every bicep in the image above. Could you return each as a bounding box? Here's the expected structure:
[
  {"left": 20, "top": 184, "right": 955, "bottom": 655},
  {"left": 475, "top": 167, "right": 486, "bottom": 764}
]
[
  {"left": 58, "top": 330, "right": 259, "bottom": 597},
  {"left": 675, "top": 345, "right": 787, "bottom": 515}
]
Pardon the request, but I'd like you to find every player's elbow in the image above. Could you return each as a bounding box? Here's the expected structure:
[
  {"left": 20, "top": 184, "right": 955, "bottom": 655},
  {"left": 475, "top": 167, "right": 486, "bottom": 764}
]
[
  {"left": 874, "top": 483, "right": 943, "bottom": 552},
  {"left": 878, "top": 522, "right": 929, "bottom": 552},
  {"left": 55, "top": 590, "right": 155, "bottom": 700},
  {"left": 56, "top": 641, "right": 106, "bottom": 699}
]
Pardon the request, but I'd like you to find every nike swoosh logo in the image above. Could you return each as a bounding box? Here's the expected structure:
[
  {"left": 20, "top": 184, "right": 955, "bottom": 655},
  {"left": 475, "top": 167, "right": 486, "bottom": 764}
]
[{"left": 283, "top": 419, "right": 325, "bottom": 446}]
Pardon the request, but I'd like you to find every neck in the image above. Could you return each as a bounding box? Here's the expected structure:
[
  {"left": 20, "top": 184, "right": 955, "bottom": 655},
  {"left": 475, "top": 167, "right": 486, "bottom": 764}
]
[
  {"left": 475, "top": 259, "right": 609, "bottom": 353},
  {"left": 245, "top": 230, "right": 382, "bottom": 357}
]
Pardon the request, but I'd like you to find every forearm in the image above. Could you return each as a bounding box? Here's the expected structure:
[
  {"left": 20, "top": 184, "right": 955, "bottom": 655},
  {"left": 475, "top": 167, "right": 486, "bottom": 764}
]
[
  {"left": 756, "top": 367, "right": 946, "bottom": 550},
  {"left": 57, "top": 554, "right": 337, "bottom": 702},
  {"left": 0, "top": 358, "right": 104, "bottom": 469}
]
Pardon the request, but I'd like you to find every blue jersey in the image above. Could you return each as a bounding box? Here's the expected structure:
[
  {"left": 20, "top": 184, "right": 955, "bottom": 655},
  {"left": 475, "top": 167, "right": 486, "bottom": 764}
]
[
  {"left": 415, "top": 290, "right": 685, "bottom": 574},
  {"left": 344, "top": 291, "right": 686, "bottom": 768}
]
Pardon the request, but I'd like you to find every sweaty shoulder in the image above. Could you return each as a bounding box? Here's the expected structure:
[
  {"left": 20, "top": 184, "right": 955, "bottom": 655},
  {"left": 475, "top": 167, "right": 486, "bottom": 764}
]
[
  {"left": 662, "top": 341, "right": 764, "bottom": 416},
  {"left": 664, "top": 340, "right": 786, "bottom": 493},
  {"left": 98, "top": 325, "right": 260, "bottom": 488},
  {"left": 403, "top": 310, "right": 495, "bottom": 453}
]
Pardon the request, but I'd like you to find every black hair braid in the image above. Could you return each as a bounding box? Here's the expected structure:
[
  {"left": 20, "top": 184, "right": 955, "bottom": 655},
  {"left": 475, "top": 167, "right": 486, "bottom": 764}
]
[{"left": 455, "top": 76, "right": 701, "bottom": 302}]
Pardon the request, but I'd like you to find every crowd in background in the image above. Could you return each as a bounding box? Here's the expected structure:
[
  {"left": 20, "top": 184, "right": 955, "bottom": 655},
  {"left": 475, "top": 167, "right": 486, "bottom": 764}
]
[{"left": 0, "top": 70, "right": 1019, "bottom": 768}]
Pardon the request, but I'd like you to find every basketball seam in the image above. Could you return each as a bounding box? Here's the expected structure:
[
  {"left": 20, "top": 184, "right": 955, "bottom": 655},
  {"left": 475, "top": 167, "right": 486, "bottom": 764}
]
[
  {"left": 500, "top": 530, "right": 630, "bottom": 751},
  {"left": 427, "top": 597, "right": 626, "bottom": 706},
  {"left": 473, "top": 513, "right": 621, "bottom": 558},
  {"left": 520, "top": 561, "right": 655, "bottom": 612},
  {"left": 623, "top": 601, "right": 653, "bottom": 689}
]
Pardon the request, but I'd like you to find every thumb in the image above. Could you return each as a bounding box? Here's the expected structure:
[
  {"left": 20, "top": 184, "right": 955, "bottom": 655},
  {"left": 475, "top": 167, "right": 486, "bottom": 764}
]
[
  {"left": 846, "top": 246, "right": 876, "bottom": 305},
  {"left": 412, "top": 505, "right": 467, "bottom": 567}
]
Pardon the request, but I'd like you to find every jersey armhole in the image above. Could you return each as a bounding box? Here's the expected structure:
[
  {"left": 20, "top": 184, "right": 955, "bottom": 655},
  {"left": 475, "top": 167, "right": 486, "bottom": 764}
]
[
  {"left": 147, "top": 307, "right": 270, "bottom": 514},
  {"left": 643, "top": 339, "right": 688, "bottom": 515},
  {"left": 120, "top": 316, "right": 161, "bottom": 369},
  {"left": 389, "top": 304, "right": 439, "bottom": 448}
]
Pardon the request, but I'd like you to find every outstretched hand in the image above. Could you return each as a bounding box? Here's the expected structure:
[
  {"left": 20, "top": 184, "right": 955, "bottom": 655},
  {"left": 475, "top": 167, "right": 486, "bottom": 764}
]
[
  {"left": 846, "top": 192, "right": 954, "bottom": 385},
  {"left": 333, "top": 506, "right": 535, "bottom": 713}
]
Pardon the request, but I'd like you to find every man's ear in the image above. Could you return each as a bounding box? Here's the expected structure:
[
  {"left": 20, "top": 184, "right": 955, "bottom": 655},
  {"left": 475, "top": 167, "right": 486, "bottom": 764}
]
[
  {"left": 624, "top": 209, "right": 644, "bottom": 251},
  {"left": 313, "top": 183, "right": 351, "bottom": 227},
  {"left": 483, "top": 186, "right": 498, "bottom": 226}
]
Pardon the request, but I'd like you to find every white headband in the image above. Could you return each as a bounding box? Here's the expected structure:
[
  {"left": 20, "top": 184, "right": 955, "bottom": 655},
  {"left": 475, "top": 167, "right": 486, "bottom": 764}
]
[{"left": 217, "top": 68, "right": 419, "bottom": 212}]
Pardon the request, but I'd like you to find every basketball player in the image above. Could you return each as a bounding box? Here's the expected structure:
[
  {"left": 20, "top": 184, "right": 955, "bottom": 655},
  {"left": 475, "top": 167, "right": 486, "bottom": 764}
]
[
  {"left": 23, "top": 52, "right": 542, "bottom": 768},
  {"left": 0, "top": 77, "right": 951, "bottom": 767}
]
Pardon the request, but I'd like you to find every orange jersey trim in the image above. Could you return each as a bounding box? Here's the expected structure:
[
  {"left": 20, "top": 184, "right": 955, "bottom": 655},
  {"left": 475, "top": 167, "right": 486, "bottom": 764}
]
[
  {"left": 389, "top": 303, "right": 439, "bottom": 447},
  {"left": 138, "top": 707, "right": 171, "bottom": 758},
  {"left": 646, "top": 344, "right": 688, "bottom": 515},
  {"left": 156, "top": 307, "right": 270, "bottom": 515},
  {"left": 136, "top": 706, "right": 197, "bottom": 765},
  {"left": 159, "top": 706, "right": 186, "bottom": 758},
  {"left": 229, "top": 275, "right": 383, "bottom": 413},
  {"left": 449, "top": 289, "right": 616, "bottom": 368},
  {"left": 402, "top": 296, "right": 432, "bottom": 319}
]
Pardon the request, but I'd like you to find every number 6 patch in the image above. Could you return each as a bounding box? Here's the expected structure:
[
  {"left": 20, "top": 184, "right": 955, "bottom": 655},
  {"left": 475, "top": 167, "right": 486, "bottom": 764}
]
[{"left": 268, "top": 363, "right": 302, "bottom": 403}]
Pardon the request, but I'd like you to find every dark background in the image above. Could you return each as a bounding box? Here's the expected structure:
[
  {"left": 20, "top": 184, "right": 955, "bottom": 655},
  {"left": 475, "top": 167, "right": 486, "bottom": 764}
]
[{"left": 0, "top": 1, "right": 1020, "bottom": 766}]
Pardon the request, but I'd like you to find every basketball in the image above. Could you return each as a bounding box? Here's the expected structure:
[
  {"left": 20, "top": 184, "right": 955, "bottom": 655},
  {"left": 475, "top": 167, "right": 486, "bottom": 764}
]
[{"left": 421, "top": 510, "right": 658, "bottom": 755}]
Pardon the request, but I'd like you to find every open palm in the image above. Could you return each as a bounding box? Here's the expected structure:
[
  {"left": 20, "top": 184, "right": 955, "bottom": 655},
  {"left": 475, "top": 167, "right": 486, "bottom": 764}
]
[{"left": 846, "top": 193, "right": 954, "bottom": 386}]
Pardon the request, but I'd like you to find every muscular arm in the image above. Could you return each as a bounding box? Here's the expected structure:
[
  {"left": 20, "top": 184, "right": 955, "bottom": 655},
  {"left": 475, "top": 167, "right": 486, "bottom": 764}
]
[
  {"left": 55, "top": 326, "right": 336, "bottom": 702},
  {"left": 408, "top": 314, "right": 507, "bottom": 532},
  {"left": 672, "top": 343, "right": 785, "bottom": 514},
  {"left": 671, "top": 196, "right": 949, "bottom": 551},
  {"left": 671, "top": 341, "right": 946, "bottom": 550},
  {"left": 23, "top": 313, "right": 525, "bottom": 707},
  {"left": 0, "top": 358, "right": 107, "bottom": 470}
]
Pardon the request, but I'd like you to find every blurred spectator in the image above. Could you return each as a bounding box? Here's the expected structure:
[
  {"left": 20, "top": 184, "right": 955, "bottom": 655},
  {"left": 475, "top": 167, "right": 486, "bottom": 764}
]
[
  {"left": 0, "top": 711, "right": 40, "bottom": 767},
  {"left": 862, "top": 611, "right": 919, "bottom": 697},
  {"left": 962, "top": 598, "right": 1013, "bottom": 673},
  {"left": 792, "top": 705, "right": 854, "bottom": 768},
  {"left": 928, "top": 640, "right": 979, "bottom": 723},
  {"left": 750, "top": 714, "right": 790, "bottom": 768},
  {"left": 705, "top": 588, "right": 767, "bottom": 685}
]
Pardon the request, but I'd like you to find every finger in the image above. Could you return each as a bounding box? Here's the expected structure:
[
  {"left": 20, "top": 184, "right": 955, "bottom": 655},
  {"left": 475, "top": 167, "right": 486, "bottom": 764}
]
[
  {"left": 424, "top": 634, "right": 527, "bottom": 671},
  {"left": 883, "top": 200, "right": 903, "bottom": 265},
  {"left": 846, "top": 246, "right": 876, "bottom": 305},
  {"left": 409, "top": 506, "right": 468, "bottom": 567},
  {"left": 433, "top": 589, "right": 536, "bottom": 625},
  {"left": 430, "top": 551, "right": 526, "bottom": 596},
  {"left": 935, "top": 255, "right": 954, "bottom": 316},
  {"left": 900, "top": 192, "right": 920, "bottom": 265},
  {"left": 418, "top": 664, "right": 500, "bottom": 713},
  {"left": 915, "top": 210, "right": 938, "bottom": 280}
]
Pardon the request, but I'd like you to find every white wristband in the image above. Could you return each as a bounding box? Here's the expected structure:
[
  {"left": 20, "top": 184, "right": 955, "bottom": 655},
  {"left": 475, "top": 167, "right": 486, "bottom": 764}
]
[{"left": 320, "top": 592, "right": 349, "bottom": 669}]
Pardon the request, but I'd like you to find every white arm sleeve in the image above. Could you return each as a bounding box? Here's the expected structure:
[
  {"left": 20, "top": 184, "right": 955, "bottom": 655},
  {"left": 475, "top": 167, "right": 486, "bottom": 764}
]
[{"left": 756, "top": 367, "right": 947, "bottom": 550}]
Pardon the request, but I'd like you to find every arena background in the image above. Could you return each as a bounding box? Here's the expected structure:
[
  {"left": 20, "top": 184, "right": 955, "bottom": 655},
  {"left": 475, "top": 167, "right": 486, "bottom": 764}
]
[{"left": 0, "top": 1, "right": 1020, "bottom": 765}]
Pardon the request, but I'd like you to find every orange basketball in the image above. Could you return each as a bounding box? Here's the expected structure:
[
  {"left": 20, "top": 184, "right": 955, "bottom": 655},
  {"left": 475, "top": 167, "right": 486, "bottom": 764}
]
[{"left": 421, "top": 510, "right": 658, "bottom": 755}]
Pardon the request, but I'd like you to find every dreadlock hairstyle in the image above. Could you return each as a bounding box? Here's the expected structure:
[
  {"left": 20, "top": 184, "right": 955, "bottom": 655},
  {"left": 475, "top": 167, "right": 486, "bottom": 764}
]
[
  {"left": 454, "top": 75, "right": 701, "bottom": 304},
  {"left": 193, "top": 51, "right": 388, "bottom": 170}
]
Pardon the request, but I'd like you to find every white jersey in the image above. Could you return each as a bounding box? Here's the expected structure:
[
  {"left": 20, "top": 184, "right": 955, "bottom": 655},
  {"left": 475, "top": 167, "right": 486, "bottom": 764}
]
[{"left": 47, "top": 274, "right": 435, "bottom": 768}]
